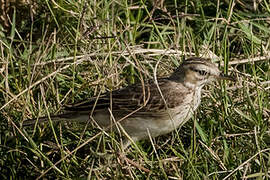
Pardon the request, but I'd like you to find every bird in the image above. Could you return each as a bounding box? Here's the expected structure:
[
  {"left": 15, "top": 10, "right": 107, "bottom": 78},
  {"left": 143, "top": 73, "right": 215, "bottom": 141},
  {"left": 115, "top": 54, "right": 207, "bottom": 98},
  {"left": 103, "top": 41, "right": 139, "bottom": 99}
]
[{"left": 23, "top": 57, "right": 234, "bottom": 148}]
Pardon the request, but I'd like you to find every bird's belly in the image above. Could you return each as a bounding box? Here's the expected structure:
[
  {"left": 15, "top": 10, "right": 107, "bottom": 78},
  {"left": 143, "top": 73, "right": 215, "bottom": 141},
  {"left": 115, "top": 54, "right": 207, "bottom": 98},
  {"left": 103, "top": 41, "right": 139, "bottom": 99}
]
[
  {"left": 154, "top": 106, "right": 194, "bottom": 136},
  {"left": 92, "top": 103, "right": 198, "bottom": 141},
  {"left": 120, "top": 105, "right": 194, "bottom": 140}
]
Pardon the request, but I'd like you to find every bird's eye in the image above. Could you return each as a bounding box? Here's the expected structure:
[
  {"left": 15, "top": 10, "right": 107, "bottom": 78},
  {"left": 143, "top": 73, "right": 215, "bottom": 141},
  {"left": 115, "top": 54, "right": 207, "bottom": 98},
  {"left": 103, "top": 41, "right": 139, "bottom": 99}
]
[
  {"left": 198, "top": 70, "right": 208, "bottom": 76},
  {"left": 190, "top": 68, "right": 208, "bottom": 76}
]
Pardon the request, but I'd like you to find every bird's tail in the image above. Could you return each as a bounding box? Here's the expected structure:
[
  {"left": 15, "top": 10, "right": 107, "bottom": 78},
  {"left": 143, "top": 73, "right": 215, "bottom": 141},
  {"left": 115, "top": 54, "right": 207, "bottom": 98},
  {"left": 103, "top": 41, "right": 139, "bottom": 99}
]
[{"left": 22, "top": 111, "right": 90, "bottom": 127}]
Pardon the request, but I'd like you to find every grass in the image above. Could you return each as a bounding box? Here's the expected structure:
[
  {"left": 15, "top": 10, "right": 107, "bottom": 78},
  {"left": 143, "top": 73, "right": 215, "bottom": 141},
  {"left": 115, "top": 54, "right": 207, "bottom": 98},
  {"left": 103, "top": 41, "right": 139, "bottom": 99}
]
[{"left": 0, "top": 0, "right": 270, "bottom": 179}]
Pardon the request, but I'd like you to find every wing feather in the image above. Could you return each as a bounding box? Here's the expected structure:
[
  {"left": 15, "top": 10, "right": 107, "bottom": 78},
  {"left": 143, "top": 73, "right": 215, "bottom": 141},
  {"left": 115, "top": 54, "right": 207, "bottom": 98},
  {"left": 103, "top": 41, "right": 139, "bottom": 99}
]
[{"left": 64, "top": 78, "right": 189, "bottom": 118}]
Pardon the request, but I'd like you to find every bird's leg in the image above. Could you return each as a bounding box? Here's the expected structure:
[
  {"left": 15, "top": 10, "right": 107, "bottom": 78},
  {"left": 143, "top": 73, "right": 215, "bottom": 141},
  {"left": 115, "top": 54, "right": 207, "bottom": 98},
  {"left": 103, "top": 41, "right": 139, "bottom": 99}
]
[{"left": 122, "top": 138, "right": 132, "bottom": 150}]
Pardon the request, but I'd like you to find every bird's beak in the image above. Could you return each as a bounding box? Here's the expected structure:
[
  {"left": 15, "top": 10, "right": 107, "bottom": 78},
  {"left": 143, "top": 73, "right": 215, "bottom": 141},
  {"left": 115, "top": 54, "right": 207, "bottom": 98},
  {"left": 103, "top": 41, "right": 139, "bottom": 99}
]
[{"left": 217, "top": 72, "right": 235, "bottom": 81}]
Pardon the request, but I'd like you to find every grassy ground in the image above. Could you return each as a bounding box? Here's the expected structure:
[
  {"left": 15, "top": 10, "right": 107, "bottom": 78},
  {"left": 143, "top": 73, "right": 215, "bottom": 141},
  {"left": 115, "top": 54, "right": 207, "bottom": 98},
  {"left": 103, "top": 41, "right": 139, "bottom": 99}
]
[{"left": 0, "top": 0, "right": 270, "bottom": 179}]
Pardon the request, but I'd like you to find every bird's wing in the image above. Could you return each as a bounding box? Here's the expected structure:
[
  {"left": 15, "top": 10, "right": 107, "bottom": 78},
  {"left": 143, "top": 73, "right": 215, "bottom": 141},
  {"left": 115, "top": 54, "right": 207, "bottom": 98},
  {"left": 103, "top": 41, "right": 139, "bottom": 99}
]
[
  {"left": 64, "top": 79, "right": 176, "bottom": 116},
  {"left": 22, "top": 79, "right": 188, "bottom": 126}
]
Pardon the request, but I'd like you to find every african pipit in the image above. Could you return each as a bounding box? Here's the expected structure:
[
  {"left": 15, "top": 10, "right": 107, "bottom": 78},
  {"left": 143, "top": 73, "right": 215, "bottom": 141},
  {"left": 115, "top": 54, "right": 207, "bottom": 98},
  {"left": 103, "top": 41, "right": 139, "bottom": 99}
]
[{"left": 23, "top": 57, "right": 234, "bottom": 148}]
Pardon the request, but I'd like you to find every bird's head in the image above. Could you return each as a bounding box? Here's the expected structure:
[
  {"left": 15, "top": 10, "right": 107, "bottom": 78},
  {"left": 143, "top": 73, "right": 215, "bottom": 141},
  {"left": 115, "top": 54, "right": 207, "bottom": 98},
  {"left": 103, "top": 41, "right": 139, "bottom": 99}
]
[{"left": 170, "top": 57, "right": 235, "bottom": 89}]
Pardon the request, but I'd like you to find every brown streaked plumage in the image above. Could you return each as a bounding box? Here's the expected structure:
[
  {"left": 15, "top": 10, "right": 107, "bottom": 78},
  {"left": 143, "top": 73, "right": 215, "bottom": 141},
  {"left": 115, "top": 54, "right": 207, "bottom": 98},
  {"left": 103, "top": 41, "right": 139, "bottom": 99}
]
[{"left": 23, "top": 57, "right": 234, "bottom": 148}]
